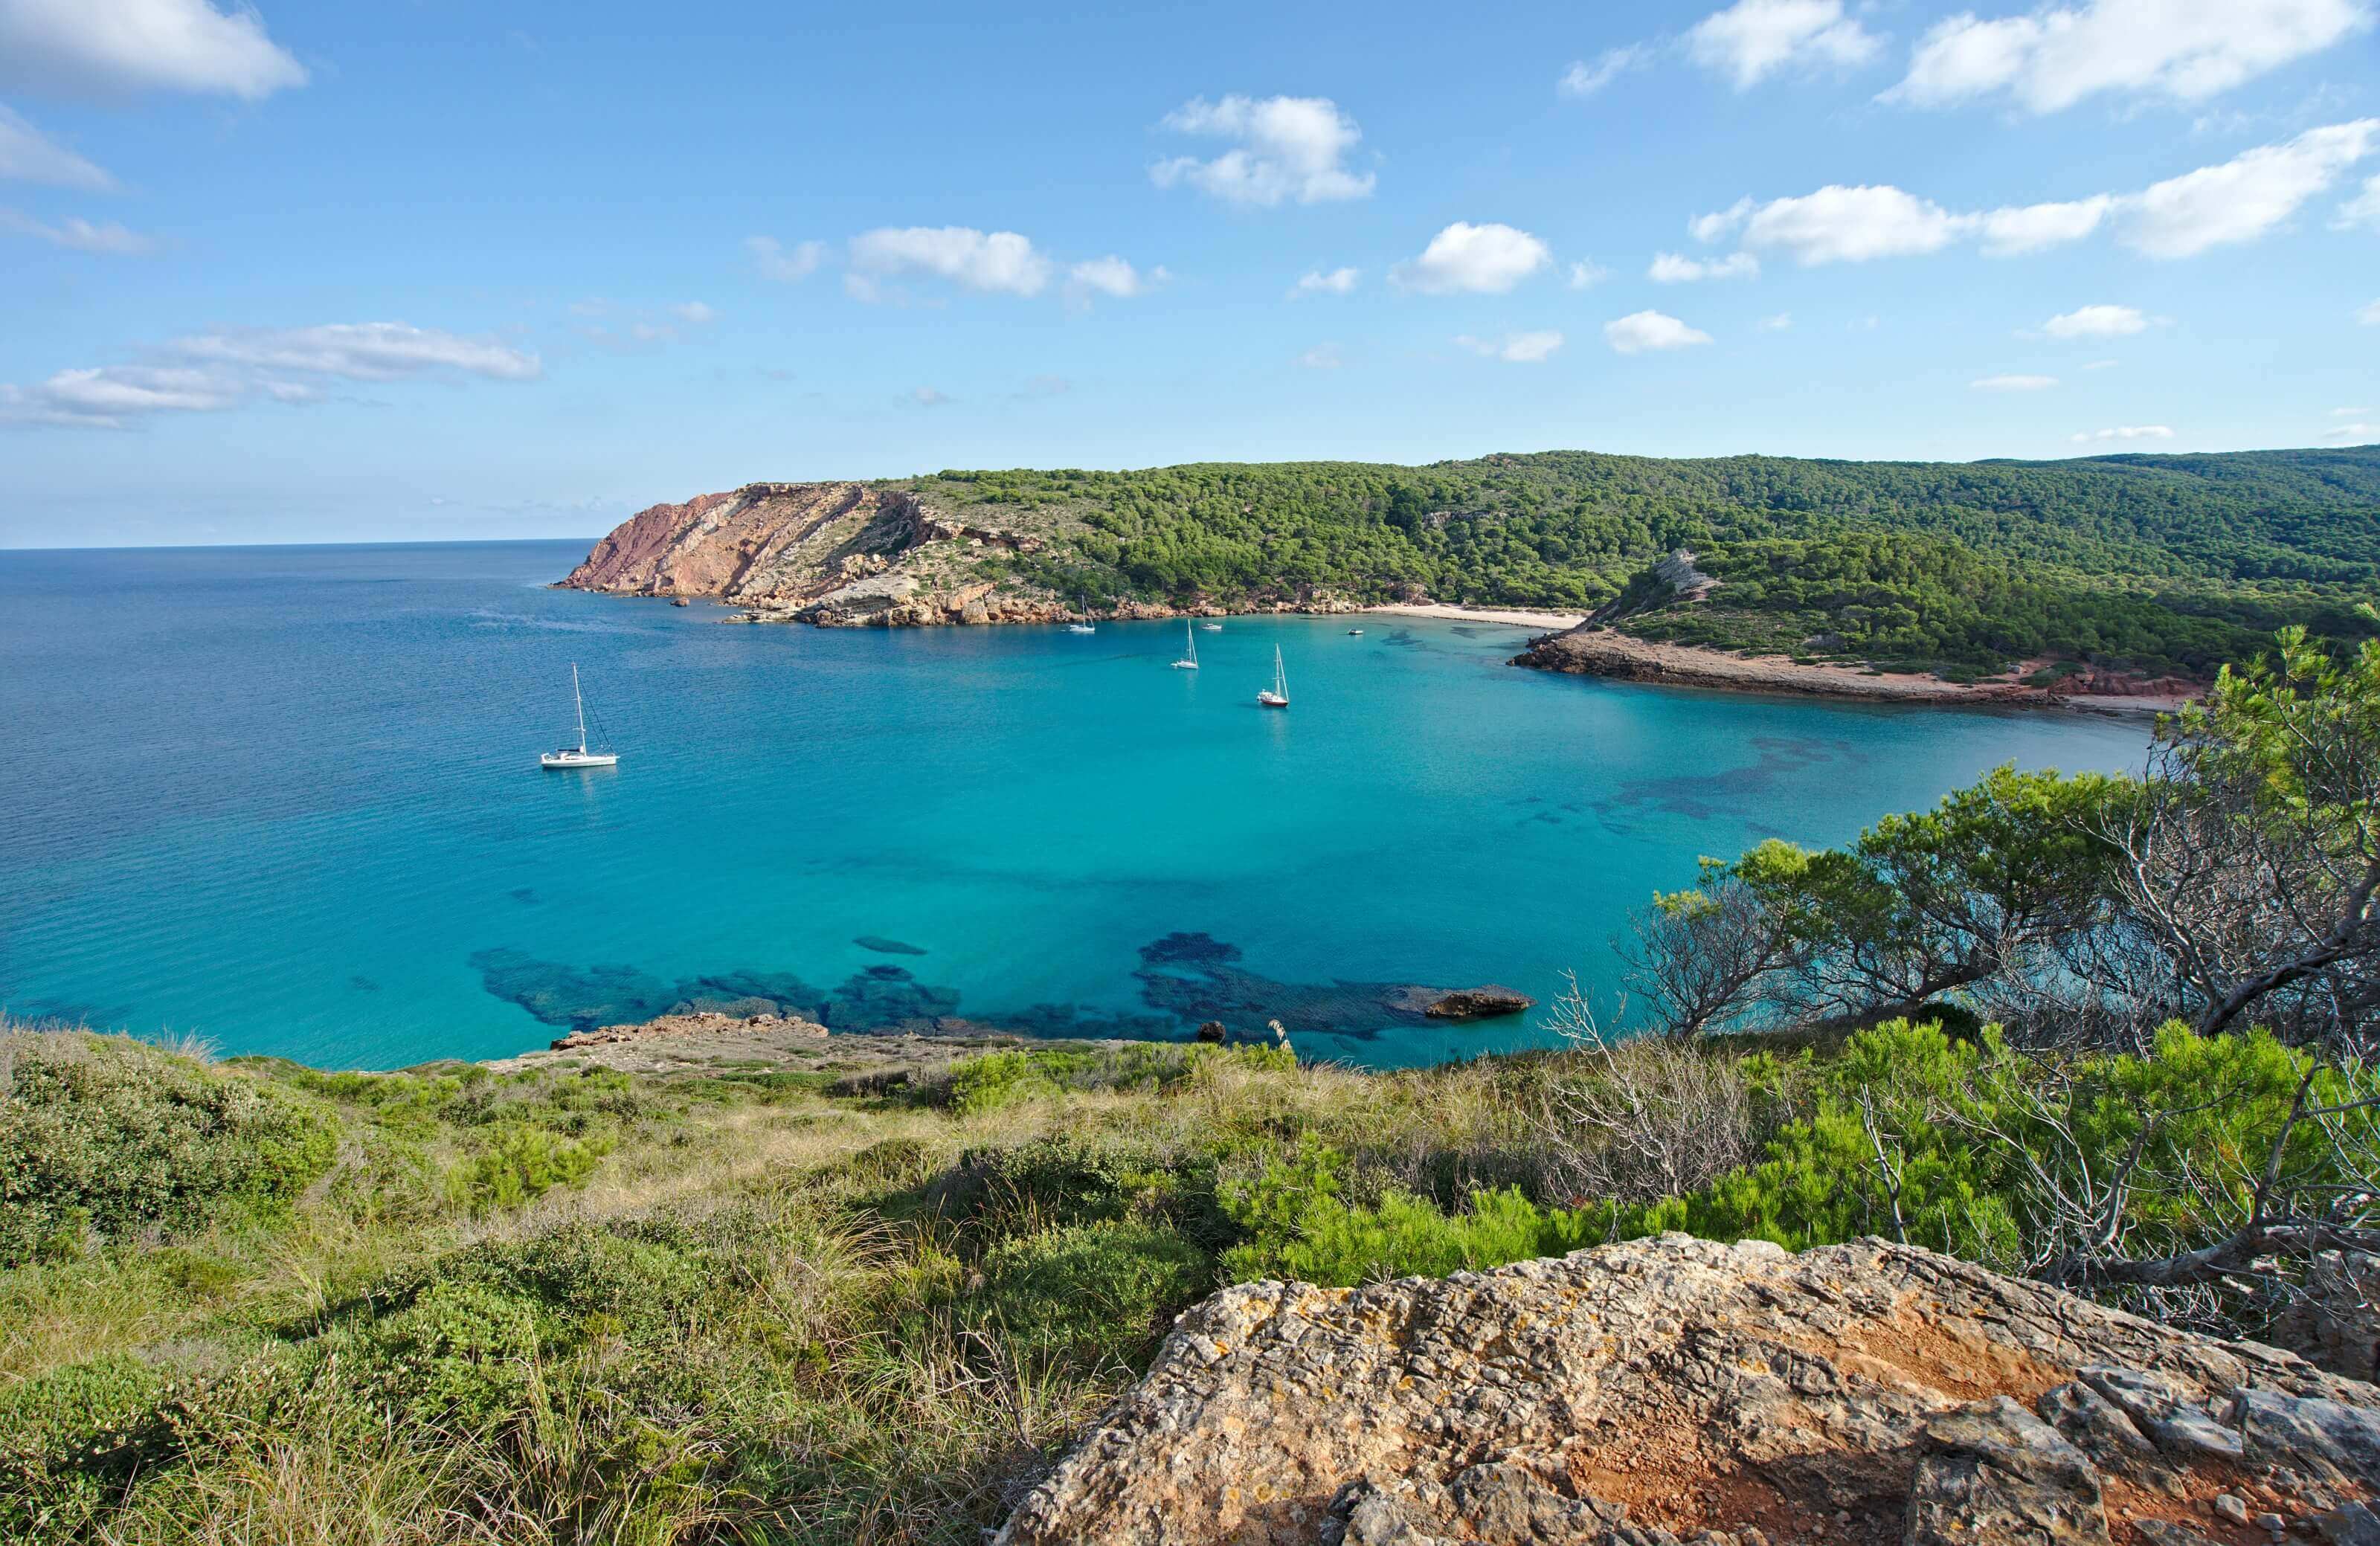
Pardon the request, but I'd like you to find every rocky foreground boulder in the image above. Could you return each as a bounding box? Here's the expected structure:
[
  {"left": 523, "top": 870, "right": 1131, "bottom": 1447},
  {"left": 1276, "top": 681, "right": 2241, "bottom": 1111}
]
[{"left": 998, "top": 1234, "right": 2380, "bottom": 1546}]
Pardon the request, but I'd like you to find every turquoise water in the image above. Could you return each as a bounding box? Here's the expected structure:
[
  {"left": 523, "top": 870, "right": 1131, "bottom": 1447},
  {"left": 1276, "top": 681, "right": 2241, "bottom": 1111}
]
[{"left": 0, "top": 541, "right": 2155, "bottom": 1069}]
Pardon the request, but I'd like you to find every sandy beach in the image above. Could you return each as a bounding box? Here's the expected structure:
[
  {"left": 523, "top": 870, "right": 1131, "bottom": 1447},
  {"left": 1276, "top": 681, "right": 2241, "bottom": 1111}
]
[{"left": 1363, "top": 602, "right": 1589, "bottom": 629}]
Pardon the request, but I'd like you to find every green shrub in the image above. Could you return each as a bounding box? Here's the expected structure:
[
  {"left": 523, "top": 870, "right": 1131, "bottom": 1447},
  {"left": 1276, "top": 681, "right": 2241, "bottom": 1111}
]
[
  {"left": 442, "top": 1122, "right": 608, "bottom": 1214},
  {"left": 945, "top": 1051, "right": 1053, "bottom": 1115},
  {"left": 962, "top": 1220, "right": 1209, "bottom": 1368},
  {"left": 0, "top": 1031, "right": 337, "bottom": 1265}
]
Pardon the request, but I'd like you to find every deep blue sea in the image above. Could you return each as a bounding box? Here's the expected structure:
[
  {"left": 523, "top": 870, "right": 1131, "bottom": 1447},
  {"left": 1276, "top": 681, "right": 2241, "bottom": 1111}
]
[{"left": 0, "top": 541, "right": 2156, "bottom": 1069}]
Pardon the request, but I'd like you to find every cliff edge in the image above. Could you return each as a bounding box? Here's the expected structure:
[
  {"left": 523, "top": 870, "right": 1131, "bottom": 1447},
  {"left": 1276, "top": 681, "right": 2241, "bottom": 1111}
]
[
  {"left": 559, "top": 480, "right": 1080, "bottom": 627},
  {"left": 1000, "top": 1234, "right": 2380, "bottom": 1545}
]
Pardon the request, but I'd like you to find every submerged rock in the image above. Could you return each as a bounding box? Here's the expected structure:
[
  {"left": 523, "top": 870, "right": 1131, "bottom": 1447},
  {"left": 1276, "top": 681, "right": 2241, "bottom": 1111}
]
[
  {"left": 997, "top": 1234, "right": 2379, "bottom": 1546},
  {"left": 1418, "top": 985, "right": 1536, "bottom": 1020}
]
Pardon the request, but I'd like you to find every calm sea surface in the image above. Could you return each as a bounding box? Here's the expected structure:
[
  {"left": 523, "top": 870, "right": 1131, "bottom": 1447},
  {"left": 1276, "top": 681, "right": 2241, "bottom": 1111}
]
[{"left": 0, "top": 541, "right": 2155, "bottom": 1069}]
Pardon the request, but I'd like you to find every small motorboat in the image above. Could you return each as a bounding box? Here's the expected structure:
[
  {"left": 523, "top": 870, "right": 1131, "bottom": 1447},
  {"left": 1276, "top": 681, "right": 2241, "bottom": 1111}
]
[
  {"left": 540, "top": 664, "right": 619, "bottom": 769},
  {"left": 1346, "top": 628, "right": 1364, "bottom": 635},
  {"left": 1200, "top": 622, "right": 1222, "bottom": 632}
]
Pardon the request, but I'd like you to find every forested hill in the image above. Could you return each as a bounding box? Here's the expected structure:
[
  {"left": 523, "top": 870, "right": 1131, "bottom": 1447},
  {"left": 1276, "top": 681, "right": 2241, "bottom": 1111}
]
[{"left": 912, "top": 445, "right": 2380, "bottom": 678}]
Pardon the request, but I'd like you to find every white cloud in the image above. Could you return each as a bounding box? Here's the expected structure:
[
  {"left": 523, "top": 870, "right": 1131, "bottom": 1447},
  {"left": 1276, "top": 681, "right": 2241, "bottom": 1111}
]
[
  {"left": 1888, "top": 0, "right": 2369, "bottom": 116},
  {"left": 1604, "top": 310, "right": 1714, "bottom": 353},
  {"left": 1971, "top": 373, "right": 2059, "bottom": 390},
  {"left": 1455, "top": 329, "right": 1565, "bottom": 363},
  {"left": 1724, "top": 184, "right": 1973, "bottom": 264},
  {"left": 2042, "top": 303, "right": 2152, "bottom": 338},
  {"left": 2122, "top": 118, "right": 2378, "bottom": 257},
  {"left": 0, "top": 0, "right": 309, "bottom": 100},
  {"left": 1, "top": 321, "right": 539, "bottom": 429},
  {"left": 1689, "top": 197, "right": 1755, "bottom": 243},
  {"left": 1685, "top": 0, "right": 1883, "bottom": 88},
  {"left": 0, "top": 205, "right": 151, "bottom": 253},
  {"left": 2071, "top": 424, "right": 2175, "bottom": 442},
  {"left": 1291, "top": 265, "right": 1360, "bottom": 297},
  {"left": 2336, "top": 406, "right": 2371, "bottom": 415},
  {"left": 1296, "top": 343, "right": 1344, "bottom": 370},
  {"left": 2084, "top": 358, "right": 2120, "bottom": 369},
  {"left": 1566, "top": 260, "right": 1609, "bottom": 289},
  {"left": 1696, "top": 120, "right": 2380, "bottom": 266},
  {"left": 668, "top": 301, "right": 715, "bottom": 325},
  {"left": 1649, "top": 250, "right": 1760, "bottom": 282},
  {"left": 910, "top": 386, "right": 950, "bottom": 407},
  {"left": 1979, "top": 196, "right": 2111, "bottom": 255},
  {"left": 2341, "top": 174, "right": 2380, "bottom": 229},
  {"left": 1560, "top": 44, "right": 1653, "bottom": 97},
  {"left": 1389, "top": 222, "right": 1550, "bottom": 294},
  {"left": 1066, "top": 255, "right": 1164, "bottom": 300},
  {"left": 2362, "top": 299, "right": 2380, "bottom": 325},
  {"left": 1757, "top": 311, "right": 1793, "bottom": 330},
  {"left": 0, "top": 105, "right": 112, "bottom": 189},
  {"left": 173, "top": 322, "right": 542, "bottom": 381},
  {"left": 2328, "top": 421, "right": 2377, "bottom": 439},
  {"left": 1151, "top": 94, "right": 1372, "bottom": 206},
  {"left": 848, "top": 226, "right": 1053, "bottom": 298},
  {"left": 746, "top": 236, "right": 823, "bottom": 283}
]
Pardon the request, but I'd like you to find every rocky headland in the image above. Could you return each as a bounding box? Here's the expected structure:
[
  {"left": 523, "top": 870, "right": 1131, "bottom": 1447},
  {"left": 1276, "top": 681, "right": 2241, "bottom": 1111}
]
[
  {"left": 1000, "top": 1233, "right": 2380, "bottom": 1546},
  {"left": 559, "top": 480, "right": 1363, "bottom": 629},
  {"left": 1513, "top": 625, "right": 2200, "bottom": 713}
]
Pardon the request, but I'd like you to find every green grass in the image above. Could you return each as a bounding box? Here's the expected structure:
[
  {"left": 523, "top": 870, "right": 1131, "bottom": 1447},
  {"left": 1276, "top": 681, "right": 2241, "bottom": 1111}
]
[{"left": 2, "top": 1016, "right": 2363, "bottom": 1543}]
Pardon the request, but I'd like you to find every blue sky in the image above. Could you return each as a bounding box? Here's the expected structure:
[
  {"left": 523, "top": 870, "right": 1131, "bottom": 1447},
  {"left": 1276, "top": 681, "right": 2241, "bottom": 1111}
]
[{"left": 1, "top": 0, "right": 2376, "bottom": 547}]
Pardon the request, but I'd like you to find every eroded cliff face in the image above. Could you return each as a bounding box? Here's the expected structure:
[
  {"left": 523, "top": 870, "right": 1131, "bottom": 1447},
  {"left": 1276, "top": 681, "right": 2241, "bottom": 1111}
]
[
  {"left": 557, "top": 481, "right": 1072, "bottom": 627},
  {"left": 999, "top": 1234, "right": 2380, "bottom": 1546}
]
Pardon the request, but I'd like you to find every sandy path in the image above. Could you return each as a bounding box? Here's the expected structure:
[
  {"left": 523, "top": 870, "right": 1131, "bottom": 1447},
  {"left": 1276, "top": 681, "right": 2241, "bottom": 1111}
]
[{"left": 1363, "top": 602, "right": 1589, "bottom": 629}]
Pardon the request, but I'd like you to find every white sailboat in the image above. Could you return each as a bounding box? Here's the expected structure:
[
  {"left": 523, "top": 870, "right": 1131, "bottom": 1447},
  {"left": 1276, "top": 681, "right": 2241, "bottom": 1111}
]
[
  {"left": 1258, "top": 645, "right": 1290, "bottom": 708},
  {"left": 1067, "top": 593, "right": 1096, "bottom": 634},
  {"left": 1171, "top": 620, "right": 1200, "bottom": 670},
  {"left": 540, "top": 663, "right": 619, "bottom": 769},
  {"left": 1200, "top": 621, "right": 1222, "bottom": 632}
]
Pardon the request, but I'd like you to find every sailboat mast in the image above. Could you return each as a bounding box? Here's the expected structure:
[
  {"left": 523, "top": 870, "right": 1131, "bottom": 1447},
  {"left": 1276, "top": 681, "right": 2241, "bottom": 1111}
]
[{"left": 572, "top": 663, "right": 588, "bottom": 753}]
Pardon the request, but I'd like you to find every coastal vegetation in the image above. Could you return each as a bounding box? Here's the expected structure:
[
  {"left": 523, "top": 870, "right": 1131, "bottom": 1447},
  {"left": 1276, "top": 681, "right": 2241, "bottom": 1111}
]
[
  {"left": 914, "top": 446, "right": 2380, "bottom": 678},
  {"left": 4, "top": 628, "right": 2377, "bottom": 1543}
]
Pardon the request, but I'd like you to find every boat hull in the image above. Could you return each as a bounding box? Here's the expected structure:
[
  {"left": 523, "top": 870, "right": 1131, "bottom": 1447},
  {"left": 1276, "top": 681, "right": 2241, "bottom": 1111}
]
[{"left": 541, "top": 752, "right": 619, "bottom": 769}]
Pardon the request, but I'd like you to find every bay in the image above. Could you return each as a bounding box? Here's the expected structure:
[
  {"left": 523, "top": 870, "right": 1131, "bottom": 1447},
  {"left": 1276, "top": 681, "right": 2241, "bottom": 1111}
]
[{"left": 0, "top": 541, "right": 2154, "bottom": 1069}]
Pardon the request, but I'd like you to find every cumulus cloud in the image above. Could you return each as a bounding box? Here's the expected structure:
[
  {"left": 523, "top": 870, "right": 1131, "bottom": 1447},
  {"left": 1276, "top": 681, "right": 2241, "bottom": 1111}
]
[
  {"left": 1709, "top": 184, "right": 1971, "bottom": 264},
  {"left": 1686, "top": 0, "right": 1882, "bottom": 88},
  {"left": 0, "top": 0, "right": 309, "bottom": 100},
  {"left": 1604, "top": 310, "right": 1714, "bottom": 354},
  {"left": 1649, "top": 250, "right": 1760, "bottom": 282},
  {"left": 1389, "top": 222, "right": 1551, "bottom": 294},
  {"left": 1693, "top": 120, "right": 2379, "bottom": 265},
  {"left": 1151, "top": 94, "right": 1372, "bottom": 206},
  {"left": 2071, "top": 424, "right": 2175, "bottom": 442},
  {"left": 1290, "top": 265, "right": 1360, "bottom": 298},
  {"left": 1888, "top": 0, "right": 2369, "bottom": 116},
  {"left": 0, "top": 205, "right": 151, "bottom": 253},
  {"left": 1296, "top": 343, "right": 1344, "bottom": 370},
  {"left": 1980, "top": 196, "right": 2112, "bottom": 255},
  {"left": 2341, "top": 175, "right": 2380, "bottom": 229},
  {"left": 747, "top": 236, "right": 823, "bottom": 283},
  {"left": 2042, "top": 303, "right": 2152, "bottom": 338},
  {"left": 1066, "top": 255, "right": 1165, "bottom": 300},
  {"left": 1566, "top": 260, "right": 1609, "bottom": 289},
  {"left": 1, "top": 321, "right": 540, "bottom": 429},
  {"left": 0, "top": 105, "right": 113, "bottom": 189},
  {"left": 847, "top": 226, "right": 1053, "bottom": 298},
  {"left": 1559, "top": 44, "right": 1653, "bottom": 97},
  {"left": 1454, "top": 330, "right": 1565, "bottom": 363},
  {"left": 2125, "top": 119, "right": 2378, "bottom": 256},
  {"left": 1971, "top": 373, "right": 2059, "bottom": 390}
]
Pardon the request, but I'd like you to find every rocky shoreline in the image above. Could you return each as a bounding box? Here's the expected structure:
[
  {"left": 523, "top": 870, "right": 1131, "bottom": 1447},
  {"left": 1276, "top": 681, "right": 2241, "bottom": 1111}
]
[{"left": 1513, "top": 623, "right": 2200, "bottom": 715}]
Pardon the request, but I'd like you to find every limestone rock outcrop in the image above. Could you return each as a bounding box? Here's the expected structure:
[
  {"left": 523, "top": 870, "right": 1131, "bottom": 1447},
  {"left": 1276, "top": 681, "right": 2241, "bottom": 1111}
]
[{"left": 997, "top": 1234, "right": 2380, "bottom": 1546}]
